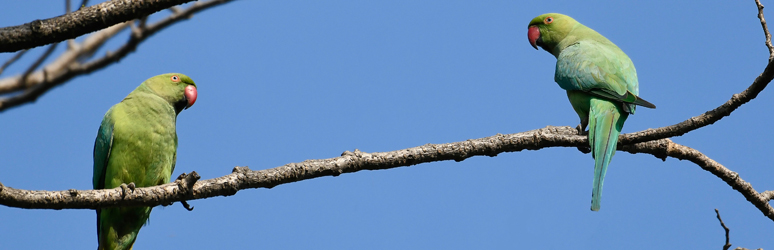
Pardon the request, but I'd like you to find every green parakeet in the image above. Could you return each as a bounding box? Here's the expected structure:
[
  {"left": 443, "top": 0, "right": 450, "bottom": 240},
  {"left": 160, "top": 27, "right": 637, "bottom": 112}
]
[
  {"left": 93, "top": 73, "right": 197, "bottom": 249},
  {"left": 527, "top": 13, "right": 655, "bottom": 211}
]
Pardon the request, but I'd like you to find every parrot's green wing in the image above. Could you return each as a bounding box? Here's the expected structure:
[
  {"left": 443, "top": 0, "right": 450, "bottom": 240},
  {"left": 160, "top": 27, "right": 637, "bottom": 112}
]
[
  {"left": 92, "top": 108, "right": 115, "bottom": 244},
  {"left": 555, "top": 41, "right": 655, "bottom": 113},
  {"left": 93, "top": 108, "right": 114, "bottom": 190},
  {"left": 589, "top": 88, "right": 655, "bottom": 109}
]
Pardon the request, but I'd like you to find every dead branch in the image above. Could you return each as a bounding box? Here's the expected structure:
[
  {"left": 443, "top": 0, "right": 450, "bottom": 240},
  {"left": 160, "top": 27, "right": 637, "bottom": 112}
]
[
  {"left": 0, "top": 0, "right": 233, "bottom": 112},
  {"left": 715, "top": 209, "right": 732, "bottom": 250},
  {"left": 0, "top": 0, "right": 204, "bottom": 52},
  {"left": 757, "top": 0, "right": 774, "bottom": 61},
  {"left": 1, "top": 126, "right": 773, "bottom": 222}
]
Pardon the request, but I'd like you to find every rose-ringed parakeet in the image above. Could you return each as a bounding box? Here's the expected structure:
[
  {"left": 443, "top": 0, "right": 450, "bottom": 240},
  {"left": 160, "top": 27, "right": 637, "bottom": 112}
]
[
  {"left": 93, "top": 73, "right": 197, "bottom": 249},
  {"left": 527, "top": 13, "right": 655, "bottom": 211}
]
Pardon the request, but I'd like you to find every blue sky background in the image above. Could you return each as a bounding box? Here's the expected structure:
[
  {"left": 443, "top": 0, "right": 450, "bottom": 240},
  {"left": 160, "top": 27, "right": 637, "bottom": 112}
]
[{"left": 1, "top": 0, "right": 773, "bottom": 249}]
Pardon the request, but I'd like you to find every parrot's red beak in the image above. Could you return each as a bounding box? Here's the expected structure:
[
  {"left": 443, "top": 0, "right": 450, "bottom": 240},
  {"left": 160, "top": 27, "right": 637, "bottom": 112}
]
[
  {"left": 528, "top": 25, "right": 540, "bottom": 50},
  {"left": 184, "top": 85, "right": 197, "bottom": 109}
]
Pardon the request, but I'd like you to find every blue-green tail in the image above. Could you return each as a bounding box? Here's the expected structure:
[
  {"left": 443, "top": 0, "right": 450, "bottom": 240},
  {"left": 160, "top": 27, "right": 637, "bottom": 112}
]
[{"left": 588, "top": 100, "right": 628, "bottom": 211}]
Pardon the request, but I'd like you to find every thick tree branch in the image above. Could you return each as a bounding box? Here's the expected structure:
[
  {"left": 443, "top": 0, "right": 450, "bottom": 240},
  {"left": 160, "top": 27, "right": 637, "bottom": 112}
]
[
  {"left": 0, "top": 126, "right": 579, "bottom": 210},
  {"left": 2, "top": 126, "right": 773, "bottom": 222},
  {"left": 0, "top": 0, "right": 233, "bottom": 112},
  {"left": 0, "top": 0, "right": 201, "bottom": 52}
]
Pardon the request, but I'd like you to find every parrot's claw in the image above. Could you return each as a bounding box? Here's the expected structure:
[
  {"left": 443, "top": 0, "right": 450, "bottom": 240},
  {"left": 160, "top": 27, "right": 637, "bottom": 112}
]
[
  {"left": 575, "top": 124, "right": 588, "bottom": 135},
  {"left": 180, "top": 200, "right": 194, "bottom": 211},
  {"left": 174, "top": 171, "right": 201, "bottom": 193},
  {"left": 172, "top": 172, "right": 200, "bottom": 211},
  {"left": 576, "top": 145, "right": 592, "bottom": 154},
  {"left": 119, "top": 184, "right": 127, "bottom": 197},
  {"left": 119, "top": 183, "right": 136, "bottom": 198}
]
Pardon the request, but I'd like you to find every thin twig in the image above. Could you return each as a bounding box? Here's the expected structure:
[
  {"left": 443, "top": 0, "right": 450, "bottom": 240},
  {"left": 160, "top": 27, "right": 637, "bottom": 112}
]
[
  {"left": 715, "top": 209, "right": 732, "bottom": 250},
  {"left": 16, "top": 0, "right": 73, "bottom": 90},
  {"left": 620, "top": 1, "right": 774, "bottom": 145},
  {"left": 18, "top": 43, "right": 58, "bottom": 88},
  {"left": 0, "top": 50, "right": 27, "bottom": 76},
  {"left": 756, "top": 0, "right": 774, "bottom": 61}
]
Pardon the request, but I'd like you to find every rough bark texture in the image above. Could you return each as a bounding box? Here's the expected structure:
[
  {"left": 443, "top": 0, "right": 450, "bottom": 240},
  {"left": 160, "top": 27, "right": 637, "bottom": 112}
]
[
  {"left": 0, "top": 0, "right": 232, "bottom": 112},
  {"left": 2, "top": 126, "right": 773, "bottom": 222},
  {"left": 0, "top": 0, "right": 197, "bottom": 52},
  {"left": 0, "top": 126, "right": 581, "bottom": 210},
  {"left": 620, "top": 59, "right": 773, "bottom": 145}
]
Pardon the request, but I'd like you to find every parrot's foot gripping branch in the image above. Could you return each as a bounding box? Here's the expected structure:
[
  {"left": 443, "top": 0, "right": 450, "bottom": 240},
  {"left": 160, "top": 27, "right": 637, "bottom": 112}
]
[
  {"left": 174, "top": 171, "right": 200, "bottom": 211},
  {"left": 575, "top": 124, "right": 592, "bottom": 154},
  {"left": 119, "top": 183, "right": 136, "bottom": 198}
]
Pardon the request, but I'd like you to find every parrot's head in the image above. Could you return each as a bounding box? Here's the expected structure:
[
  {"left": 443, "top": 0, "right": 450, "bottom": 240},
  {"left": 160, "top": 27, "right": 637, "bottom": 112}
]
[
  {"left": 143, "top": 73, "right": 198, "bottom": 114},
  {"left": 528, "top": 13, "right": 576, "bottom": 55}
]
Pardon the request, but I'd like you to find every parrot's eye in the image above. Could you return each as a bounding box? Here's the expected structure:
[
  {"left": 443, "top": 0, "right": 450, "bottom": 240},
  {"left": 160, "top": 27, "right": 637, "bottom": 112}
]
[
  {"left": 171, "top": 75, "right": 180, "bottom": 82},
  {"left": 544, "top": 17, "right": 553, "bottom": 24}
]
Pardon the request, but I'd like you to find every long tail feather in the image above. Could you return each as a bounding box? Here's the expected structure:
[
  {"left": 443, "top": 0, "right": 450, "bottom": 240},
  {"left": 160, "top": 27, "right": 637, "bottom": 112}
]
[{"left": 588, "top": 100, "right": 627, "bottom": 211}]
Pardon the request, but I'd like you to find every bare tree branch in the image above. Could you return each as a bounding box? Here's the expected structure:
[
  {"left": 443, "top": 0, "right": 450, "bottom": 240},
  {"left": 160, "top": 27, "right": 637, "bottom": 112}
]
[
  {"left": 756, "top": 0, "right": 774, "bottom": 61},
  {"left": 19, "top": 43, "right": 58, "bottom": 85},
  {"left": 1, "top": 126, "right": 773, "bottom": 223},
  {"left": 0, "top": 0, "right": 233, "bottom": 112},
  {"left": 0, "top": 0, "right": 208, "bottom": 52},
  {"left": 0, "top": 126, "right": 575, "bottom": 210},
  {"left": 715, "top": 209, "right": 732, "bottom": 250}
]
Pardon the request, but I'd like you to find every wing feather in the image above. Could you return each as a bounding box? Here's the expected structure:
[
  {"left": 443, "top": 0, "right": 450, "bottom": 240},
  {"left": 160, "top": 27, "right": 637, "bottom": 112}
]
[{"left": 555, "top": 41, "right": 654, "bottom": 111}]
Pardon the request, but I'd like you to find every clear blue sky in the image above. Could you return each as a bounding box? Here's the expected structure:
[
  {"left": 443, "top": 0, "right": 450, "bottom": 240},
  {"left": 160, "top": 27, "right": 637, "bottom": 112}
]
[{"left": 1, "top": 0, "right": 773, "bottom": 249}]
